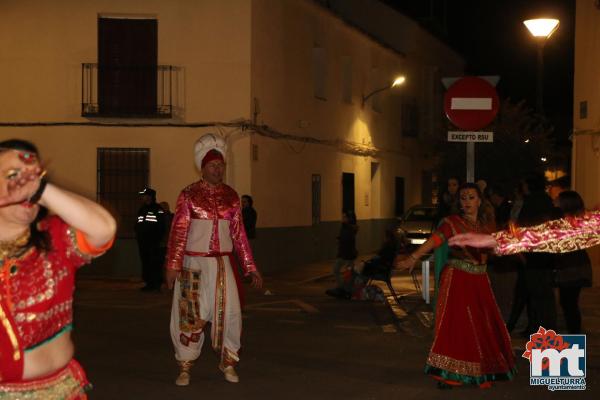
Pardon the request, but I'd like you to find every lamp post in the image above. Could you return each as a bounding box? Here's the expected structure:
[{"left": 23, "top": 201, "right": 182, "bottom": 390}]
[
  {"left": 362, "top": 75, "right": 406, "bottom": 107},
  {"left": 523, "top": 18, "right": 559, "bottom": 114}
]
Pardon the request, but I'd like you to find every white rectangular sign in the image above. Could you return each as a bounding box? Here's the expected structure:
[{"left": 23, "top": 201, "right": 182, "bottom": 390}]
[
  {"left": 448, "top": 131, "right": 494, "bottom": 142},
  {"left": 450, "top": 97, "right": 492, "bottom": 110}
]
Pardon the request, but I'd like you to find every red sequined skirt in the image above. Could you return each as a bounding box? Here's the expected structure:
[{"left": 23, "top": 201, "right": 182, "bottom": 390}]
[{"left": 425, "top": 267, "right": 516, "bottom": 385}]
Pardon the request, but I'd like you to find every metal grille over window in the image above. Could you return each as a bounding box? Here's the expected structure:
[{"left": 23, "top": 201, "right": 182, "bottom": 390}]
[
  {"left": 97, "top": 148, "right": 150, "bottom": 238},
  {"left": 402, "top": 98, "right": 419, "bottom": 137},
  {"left": 311, "top": 174, "right": 321, "bottom": 225},
  {"left": 82, "top": 63, "right": 180, "bottom": 118}
]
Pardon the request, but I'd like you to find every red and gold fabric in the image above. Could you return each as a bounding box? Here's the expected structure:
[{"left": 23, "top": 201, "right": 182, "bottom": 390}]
[
  {"left": 165, "top": 180, "right": 257, "bottom": 275},
  {"left": 493, "top": 211, "right": 600, "bottom": 255},
  {"left": 0, "top": 216, "right": 113, "bottom": 384},
  {"left": 0, "top": 300, "right": 22, "bottom": 382},
  {"left": 0, "top": 359, "right": 90, "bottom": 399},
  {"left": 425, "top": 215, "right": 516, "bottom": 386}
]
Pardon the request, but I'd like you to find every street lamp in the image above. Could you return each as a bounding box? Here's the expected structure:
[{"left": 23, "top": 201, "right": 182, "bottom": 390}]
[
  {"left": 523, "top": 18, "right": 560, "bottom": 114},
  {"left": 361, "top": 75, "right": 406, "bottom": 107}
]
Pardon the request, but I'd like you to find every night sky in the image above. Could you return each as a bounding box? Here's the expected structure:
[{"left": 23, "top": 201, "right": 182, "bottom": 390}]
[{"left": 386, "top": 0, "right": 575, "bottom": 145}]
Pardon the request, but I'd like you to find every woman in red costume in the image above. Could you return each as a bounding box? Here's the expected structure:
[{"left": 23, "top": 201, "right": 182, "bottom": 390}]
[
  {"left": 396, "top": 183, "right": 516, "bottom": 389},
  {"left": 0, "top": 139, "right": 116, "bottom": 399}
]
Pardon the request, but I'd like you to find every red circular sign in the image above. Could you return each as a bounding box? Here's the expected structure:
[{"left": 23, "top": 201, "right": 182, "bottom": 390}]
[{"left": 444, "top": 76, "right": 499, "bottom": 131}]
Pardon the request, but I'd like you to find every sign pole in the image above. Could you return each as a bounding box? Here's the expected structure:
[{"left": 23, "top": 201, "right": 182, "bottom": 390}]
[{"left": 466, "top": 142, "right": 475, "bottom": 183}]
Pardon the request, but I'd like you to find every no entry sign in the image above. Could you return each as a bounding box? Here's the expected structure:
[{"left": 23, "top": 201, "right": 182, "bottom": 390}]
[{"left": 444, "top": 76, "right": 499, "bottom": 131}]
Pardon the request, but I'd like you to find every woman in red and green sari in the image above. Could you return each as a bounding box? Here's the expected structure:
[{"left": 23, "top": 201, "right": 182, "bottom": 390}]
[{"left": 396, "top": 183, "right": 516, "bottom": 389}]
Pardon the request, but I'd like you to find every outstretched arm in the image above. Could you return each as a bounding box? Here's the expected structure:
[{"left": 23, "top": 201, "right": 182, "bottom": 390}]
[
  {"left": 448, "top": 232, "right": 497, "bottom": 249},
  {"left": 449, "top": 212, "right": 600, "bottom": 255},
  {"left": 395, "top": 217, "right": 452, "bottom": 273},
  {"left": 394, "top": 236, "right": 438, "bottom": 273}
]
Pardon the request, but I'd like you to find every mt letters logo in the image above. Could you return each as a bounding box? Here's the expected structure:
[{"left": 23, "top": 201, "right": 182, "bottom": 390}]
[{"left": 523, "top": 327, "right": 586, "bottom": 391}]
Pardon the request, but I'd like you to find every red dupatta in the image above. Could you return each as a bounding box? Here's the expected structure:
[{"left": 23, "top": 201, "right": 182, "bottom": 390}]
[{"left": 0, "top": 297, "right": 24, "bottom": 382}]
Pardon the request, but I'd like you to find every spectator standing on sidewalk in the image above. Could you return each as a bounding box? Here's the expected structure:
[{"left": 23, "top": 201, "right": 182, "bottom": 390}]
[
  {"left": 326, "top": 210, "right": 358, "bottom": 299},
  {"left": 159, "top": 201, "right": 174, "bottom": 278},
  {"left": 135, "top": 187, "right": 166, "bottom": 292},
  {"left": 437, "top": 177, "right": 461, "bottom": 221},
  {"left": 241, "top": 195, "right": 257, "bottom": 240}
]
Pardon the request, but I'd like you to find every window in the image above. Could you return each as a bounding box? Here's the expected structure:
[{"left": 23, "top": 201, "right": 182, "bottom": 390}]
[
  {"left": 97, "top": 148, "right": 149, "bottom": 238},
  {"left": 402, "top": 98, "right": 419, "bottom": 137},
  {"left": 98, "top": 17, "right": 158, "bottom": 117},
  {"left": 370, "top": 162, "right": 381, "bottom": 215},
  {"left": 342, "top": 172, "right": 355, "bottom": 213},
  {"left": 369, "top": 67, "right": 383, "bottom": 113},
  {"left": 395, "top": 177, "right": 405, "bottom": 216},
  {"left": 312, "top": 47, "right": 327, "bottom": 100},
  {"left": 341, "top": 57, "right": 353, "bottom": 104},
  {"left": 580, "top": 101, "right": 588, "bottom": 119},
  {"left": 312, "top": 174, "right": 321, "bottom": 225}
]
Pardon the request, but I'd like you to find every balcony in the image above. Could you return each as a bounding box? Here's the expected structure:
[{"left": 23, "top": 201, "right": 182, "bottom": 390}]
[{"left": 82, "top": 63, "right": 181, "bottom": 118}]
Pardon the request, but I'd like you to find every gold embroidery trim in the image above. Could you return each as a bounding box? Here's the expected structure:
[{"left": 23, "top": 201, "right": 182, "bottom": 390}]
[
  {"left": 0, "top": 369, "right": 83, "bottom": 399},
  {"left": 446, "top": 259, "right": 487, "bottom": 274},
  {"left": 213, "top": 257, "right": 226, "bottom": 352},
  {"left": 427, "top": 352, "right": 482, "bottom": 376},
  {"left": 66, "top": 227, "right": 92, "bottom": 262}
]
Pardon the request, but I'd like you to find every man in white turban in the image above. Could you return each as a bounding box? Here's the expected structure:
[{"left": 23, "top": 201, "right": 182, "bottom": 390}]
[{"left": 165, "top": 133, "right": 262, "bottom": 385}]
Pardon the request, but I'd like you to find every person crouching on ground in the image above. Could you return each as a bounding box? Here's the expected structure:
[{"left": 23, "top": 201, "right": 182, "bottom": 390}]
[{"left": 326, "top": 210, "right": 358, "bottom": 299}]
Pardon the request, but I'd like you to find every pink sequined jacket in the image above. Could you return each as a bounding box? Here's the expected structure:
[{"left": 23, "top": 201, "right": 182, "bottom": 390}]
[
  {"left": 493, "top": 211, "right": 600, "bottom": 255},
  {"left": 165, "top": 180, "right": 257, "bottom": 275}
]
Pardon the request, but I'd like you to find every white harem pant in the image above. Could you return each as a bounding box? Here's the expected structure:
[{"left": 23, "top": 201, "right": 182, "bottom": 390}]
[{"left": 170, "top": 254, "right": 242, "bottom": 367}]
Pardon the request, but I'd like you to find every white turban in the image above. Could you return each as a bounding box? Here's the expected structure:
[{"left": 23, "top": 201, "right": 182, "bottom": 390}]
[{"left": 194, "top": 133, "right": 227, "bottom": 169}]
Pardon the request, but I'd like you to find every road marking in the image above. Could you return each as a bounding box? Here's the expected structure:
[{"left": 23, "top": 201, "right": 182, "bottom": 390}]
[
  {"left": 417, "top": 311, "right": 433, "bottom": 328},
  {"left": 388, "top": 303, "right": 407, "bottom": 319}
]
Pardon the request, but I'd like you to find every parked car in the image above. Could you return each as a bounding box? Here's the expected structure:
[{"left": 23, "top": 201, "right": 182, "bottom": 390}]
[{"left": 397, "top": 205, "right": 437, "bottom": 246}]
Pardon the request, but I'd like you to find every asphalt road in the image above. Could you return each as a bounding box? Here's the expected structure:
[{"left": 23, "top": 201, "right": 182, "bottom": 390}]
[{"left": 72, "top": 260, "right": 598, "bottom": 399}]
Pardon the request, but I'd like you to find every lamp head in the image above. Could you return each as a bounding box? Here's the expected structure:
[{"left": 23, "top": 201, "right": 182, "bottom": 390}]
[
  {"left": 391, "top": 75, "right": 406, "bottom": 88},
  {"left": 523, "top": 18, "right": 560, "bottom": 39}
]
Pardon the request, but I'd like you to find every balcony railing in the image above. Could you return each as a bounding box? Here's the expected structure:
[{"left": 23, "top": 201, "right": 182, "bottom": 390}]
[{"left": 82, "top": 63, "right": 181, "bottom": 118}]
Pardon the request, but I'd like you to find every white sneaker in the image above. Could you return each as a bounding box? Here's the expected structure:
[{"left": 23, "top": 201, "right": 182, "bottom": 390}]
[
  {"left": 175, "top": 371, "right": 191, "bottom": 386},
  {"left": 220, "top": 366, "right": 239, "bottom": 383}
]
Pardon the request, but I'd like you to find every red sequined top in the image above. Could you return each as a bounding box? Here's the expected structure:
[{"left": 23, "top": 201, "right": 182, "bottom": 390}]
[
  {"left": 165, "top": 180, "right": 257, "bottom": 274},
  {"left": 0, "top": 216, "right": 111, "bottom": 350}
]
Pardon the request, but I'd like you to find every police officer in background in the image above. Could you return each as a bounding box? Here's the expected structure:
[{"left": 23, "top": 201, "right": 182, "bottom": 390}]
[{"left": 135, "top": 187, "right": 166, "bottom": 292}]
